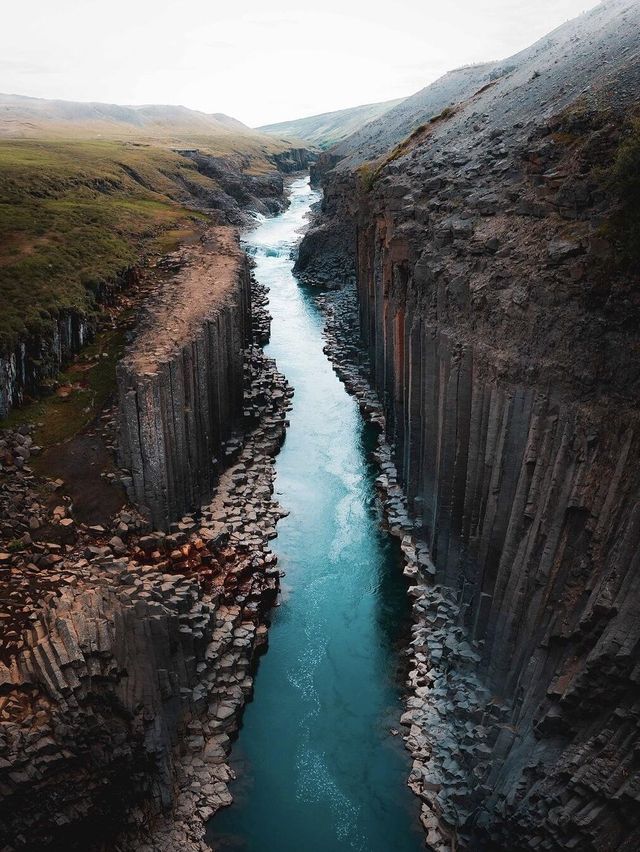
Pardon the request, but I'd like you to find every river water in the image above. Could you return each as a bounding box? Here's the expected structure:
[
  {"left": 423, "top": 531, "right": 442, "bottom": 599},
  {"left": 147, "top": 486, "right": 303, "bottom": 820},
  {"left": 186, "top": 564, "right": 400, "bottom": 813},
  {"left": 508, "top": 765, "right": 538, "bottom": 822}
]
[{"left": 207, "top": 177, "right": 423, "bottom": 852}]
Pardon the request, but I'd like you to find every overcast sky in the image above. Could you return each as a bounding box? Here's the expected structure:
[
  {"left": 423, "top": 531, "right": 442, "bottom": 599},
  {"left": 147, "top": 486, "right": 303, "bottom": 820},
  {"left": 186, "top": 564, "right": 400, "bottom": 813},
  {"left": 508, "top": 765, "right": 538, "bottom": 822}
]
[{"left": 2, "top": 0, "right": 599, "bottom": 127}]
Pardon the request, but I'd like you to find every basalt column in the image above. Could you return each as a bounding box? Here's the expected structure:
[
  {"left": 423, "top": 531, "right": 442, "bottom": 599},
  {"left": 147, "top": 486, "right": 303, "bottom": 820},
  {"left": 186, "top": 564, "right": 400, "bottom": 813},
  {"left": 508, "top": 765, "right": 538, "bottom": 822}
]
[
  {"left": 117, "top": 228, "right": 251, "bottom": 529},
  {"left": 354, "top": 172, "right": 640, "bottom": 847}
]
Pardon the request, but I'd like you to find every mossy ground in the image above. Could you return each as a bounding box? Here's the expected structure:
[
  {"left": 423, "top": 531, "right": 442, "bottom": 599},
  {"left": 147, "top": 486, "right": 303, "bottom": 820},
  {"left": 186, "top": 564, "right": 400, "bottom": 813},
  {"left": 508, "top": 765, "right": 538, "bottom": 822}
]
[
  {"left": 0, "top": 133, "right": 289, "bottom": 354},
  {"left": 1, "top": 319, "right": 126, "bottom": 451},
  {"left": 0, "top": 140, "right": 223, "bottom": 352}
]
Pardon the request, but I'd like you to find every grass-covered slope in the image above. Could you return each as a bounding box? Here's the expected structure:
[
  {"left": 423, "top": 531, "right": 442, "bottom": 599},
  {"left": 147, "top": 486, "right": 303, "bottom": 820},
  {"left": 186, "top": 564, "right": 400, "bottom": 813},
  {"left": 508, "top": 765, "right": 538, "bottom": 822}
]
[
  {"left": 0, "top": 96, "right": 300, "bottom": 355},
  {"left": 0, "top": 140, "right": 215, "bottom": 351},
  {"left": 258, "top": 98, "right": 404, "bottom": 149}
]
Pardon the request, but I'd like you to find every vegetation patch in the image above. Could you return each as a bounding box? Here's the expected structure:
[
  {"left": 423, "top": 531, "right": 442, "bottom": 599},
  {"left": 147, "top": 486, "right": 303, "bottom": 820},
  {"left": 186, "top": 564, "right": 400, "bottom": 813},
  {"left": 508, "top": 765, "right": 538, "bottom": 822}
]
[
  {"left": 0, "top": 140, "right": 220, "bottom": 352},
  {"left": 606, "top": 118, "right": 640, "bottom": 271},
  {"left": 0, "top": 319, "right": 126, "bottom": 450},
  {"left": 357, "top": 162, "right": 378, "bottom": 193},
  {"left": 0, "top": 133, "right": 287, "bottom": 354}
]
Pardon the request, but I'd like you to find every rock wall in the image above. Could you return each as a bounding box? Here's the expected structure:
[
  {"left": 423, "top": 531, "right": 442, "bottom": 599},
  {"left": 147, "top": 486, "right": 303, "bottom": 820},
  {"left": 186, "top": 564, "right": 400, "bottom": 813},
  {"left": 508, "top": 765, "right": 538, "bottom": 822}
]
[
  {"left": 300, "top": 2, "right": 640, "bottom": 847},
  {"left": 0, "top": 146, "right": 306, "bottom": 848},
  {"left": 293, "top": 167, "right": 357, "bottom": 286},
  {"left": 356, "top": 227, "right": 640, "bottom": 846},
  {"left": 270, "top": 147, "right": 315, "bottom": 174},
  {"left": 0, "top": 268, "right": 292, "bottom": 851},
  {"left": 0, "top": 269, "right": 137, "bottom": 419},
  {"left": 117, "top": 229, "right": 251, "bottom": 530},
  {"left": 311, "top": 242, "right": 640, "bottom": 851},
  {"left": 0, "top": 563, "right": 216, "bottom": 848},
  {"left": 0, "top": 458, "right": 285, "bottom": 852}
]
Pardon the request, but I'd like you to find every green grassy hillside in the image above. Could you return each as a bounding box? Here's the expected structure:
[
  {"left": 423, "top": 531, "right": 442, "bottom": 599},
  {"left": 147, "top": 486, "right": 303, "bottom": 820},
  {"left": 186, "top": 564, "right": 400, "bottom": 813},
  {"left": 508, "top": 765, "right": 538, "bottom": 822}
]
[
  {"left": 258, "top": 98, "right": 404, "bottom": 149},
  {"left": 0, "top": 92, "right": 302, "bottom": 355},
  {"left": 0, "top": 140, "right": 213, "bottom": 351},
  {"left": 0, "top": 126, "right": 295, "bottom": 353}
]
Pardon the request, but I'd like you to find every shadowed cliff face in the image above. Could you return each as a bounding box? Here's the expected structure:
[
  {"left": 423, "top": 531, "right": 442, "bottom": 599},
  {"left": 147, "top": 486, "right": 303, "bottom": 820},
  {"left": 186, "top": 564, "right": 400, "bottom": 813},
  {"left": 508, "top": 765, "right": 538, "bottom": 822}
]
[{"left": 298, "top": 1, "right": 640, "bottom": 848}]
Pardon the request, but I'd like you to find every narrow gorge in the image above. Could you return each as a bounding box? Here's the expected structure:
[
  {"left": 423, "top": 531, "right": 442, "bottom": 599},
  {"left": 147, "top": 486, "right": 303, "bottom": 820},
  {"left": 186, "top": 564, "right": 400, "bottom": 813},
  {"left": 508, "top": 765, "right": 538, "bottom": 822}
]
[
  {"left": 1, "top": 1, "right": 640, "bottom": 851},
  {"left": 209, "top": 179, "right": 423, "bottom": 852}
]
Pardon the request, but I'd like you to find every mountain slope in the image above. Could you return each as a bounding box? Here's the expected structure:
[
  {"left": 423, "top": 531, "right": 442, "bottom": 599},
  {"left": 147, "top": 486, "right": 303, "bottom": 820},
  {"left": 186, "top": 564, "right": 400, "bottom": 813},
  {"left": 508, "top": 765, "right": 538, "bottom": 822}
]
[
  {"left": 326, "top": 62, "right": 500, "bottom": 165},
  {"left": 299, "top": 0, "right": 640, "bottom": 849},
  {"left": 258, "top": 98, "right": 404, "bottom": 148},
  {"left": 0, "top": 93, "right": 259, "bottom": 145},
  {"left": 328, "top": 1, "right": 640, "bottom": 171}
]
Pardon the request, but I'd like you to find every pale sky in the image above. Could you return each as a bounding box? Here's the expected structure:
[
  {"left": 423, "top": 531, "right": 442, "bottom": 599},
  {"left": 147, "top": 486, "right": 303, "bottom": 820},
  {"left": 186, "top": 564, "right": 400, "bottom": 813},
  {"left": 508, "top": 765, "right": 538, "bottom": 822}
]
[{"left": 1, "top": 0, "right": 600, "bottom": 127}]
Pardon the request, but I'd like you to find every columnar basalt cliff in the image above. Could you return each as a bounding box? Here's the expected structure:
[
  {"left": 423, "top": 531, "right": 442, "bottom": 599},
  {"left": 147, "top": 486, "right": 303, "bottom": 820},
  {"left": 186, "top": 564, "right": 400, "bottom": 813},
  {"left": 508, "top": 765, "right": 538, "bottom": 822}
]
[
  {"left": 0, "top": 255, "right": 292, "bottom": 851},
  {"left": 117, "top": 228, "right": 251, "bottom": 529},
  {"left": 0, "top": 547, "right": 239, "bottom": 849},
  {"left": 300, "top": 1, "right": 640, "bottom": 849}
]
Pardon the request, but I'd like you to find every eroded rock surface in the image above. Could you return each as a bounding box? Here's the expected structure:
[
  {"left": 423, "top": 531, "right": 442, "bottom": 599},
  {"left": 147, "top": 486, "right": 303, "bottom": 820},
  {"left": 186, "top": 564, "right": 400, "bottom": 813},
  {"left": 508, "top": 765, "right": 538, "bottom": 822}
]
[
  {"left": 0, "top": 238, "right": 293, "bottom": 849},
  {"left": 117, "top": 228, "right": 251, "bottom": 529},
  {"left": 301, "top": 1, "right": 640, "bottom": 849}
]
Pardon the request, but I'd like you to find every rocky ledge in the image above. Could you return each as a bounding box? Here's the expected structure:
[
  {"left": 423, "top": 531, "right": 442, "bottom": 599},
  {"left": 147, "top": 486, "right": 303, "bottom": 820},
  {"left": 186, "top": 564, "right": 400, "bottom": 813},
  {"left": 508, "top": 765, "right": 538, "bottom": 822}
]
[
  {"left": 117, "top": 227, "right": 252, "bottom": 530},
  {"left": 0, "top": 251, "right": 293, "bottom": 849}
]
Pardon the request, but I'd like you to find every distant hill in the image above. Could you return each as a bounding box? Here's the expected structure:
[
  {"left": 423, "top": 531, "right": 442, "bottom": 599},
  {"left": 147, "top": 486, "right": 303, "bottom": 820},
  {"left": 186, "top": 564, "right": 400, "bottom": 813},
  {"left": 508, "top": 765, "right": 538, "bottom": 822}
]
[
  {"left": 0, "top": 93, "right": 262, "bottom": 145},
  {"left": 0, "top": 91, "right": 310, "bottom": 175},
  {"left": 258, "top": 98, "right": 405, "bottom": 149}
]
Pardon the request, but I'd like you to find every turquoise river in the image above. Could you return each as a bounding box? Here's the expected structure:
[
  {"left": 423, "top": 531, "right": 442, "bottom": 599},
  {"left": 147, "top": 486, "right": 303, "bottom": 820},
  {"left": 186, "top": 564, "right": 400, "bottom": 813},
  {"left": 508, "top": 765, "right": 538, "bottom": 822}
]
[{"left": 207, "top": 177, "right": 423, "bottom": 852}]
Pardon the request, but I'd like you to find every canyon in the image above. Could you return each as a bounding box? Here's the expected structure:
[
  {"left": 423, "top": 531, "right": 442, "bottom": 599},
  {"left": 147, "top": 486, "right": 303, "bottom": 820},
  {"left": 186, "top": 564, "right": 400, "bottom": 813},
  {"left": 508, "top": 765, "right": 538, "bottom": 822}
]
[{"left": 1, "top": 0, "right": 640, "bottom": 850}]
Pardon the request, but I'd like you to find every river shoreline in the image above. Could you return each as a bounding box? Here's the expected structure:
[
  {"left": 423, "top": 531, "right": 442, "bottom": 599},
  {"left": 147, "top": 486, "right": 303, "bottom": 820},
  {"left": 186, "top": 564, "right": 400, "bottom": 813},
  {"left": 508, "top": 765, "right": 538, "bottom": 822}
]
[{"left": 311, "top": 282, "right": 499, "bottom": 851}]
